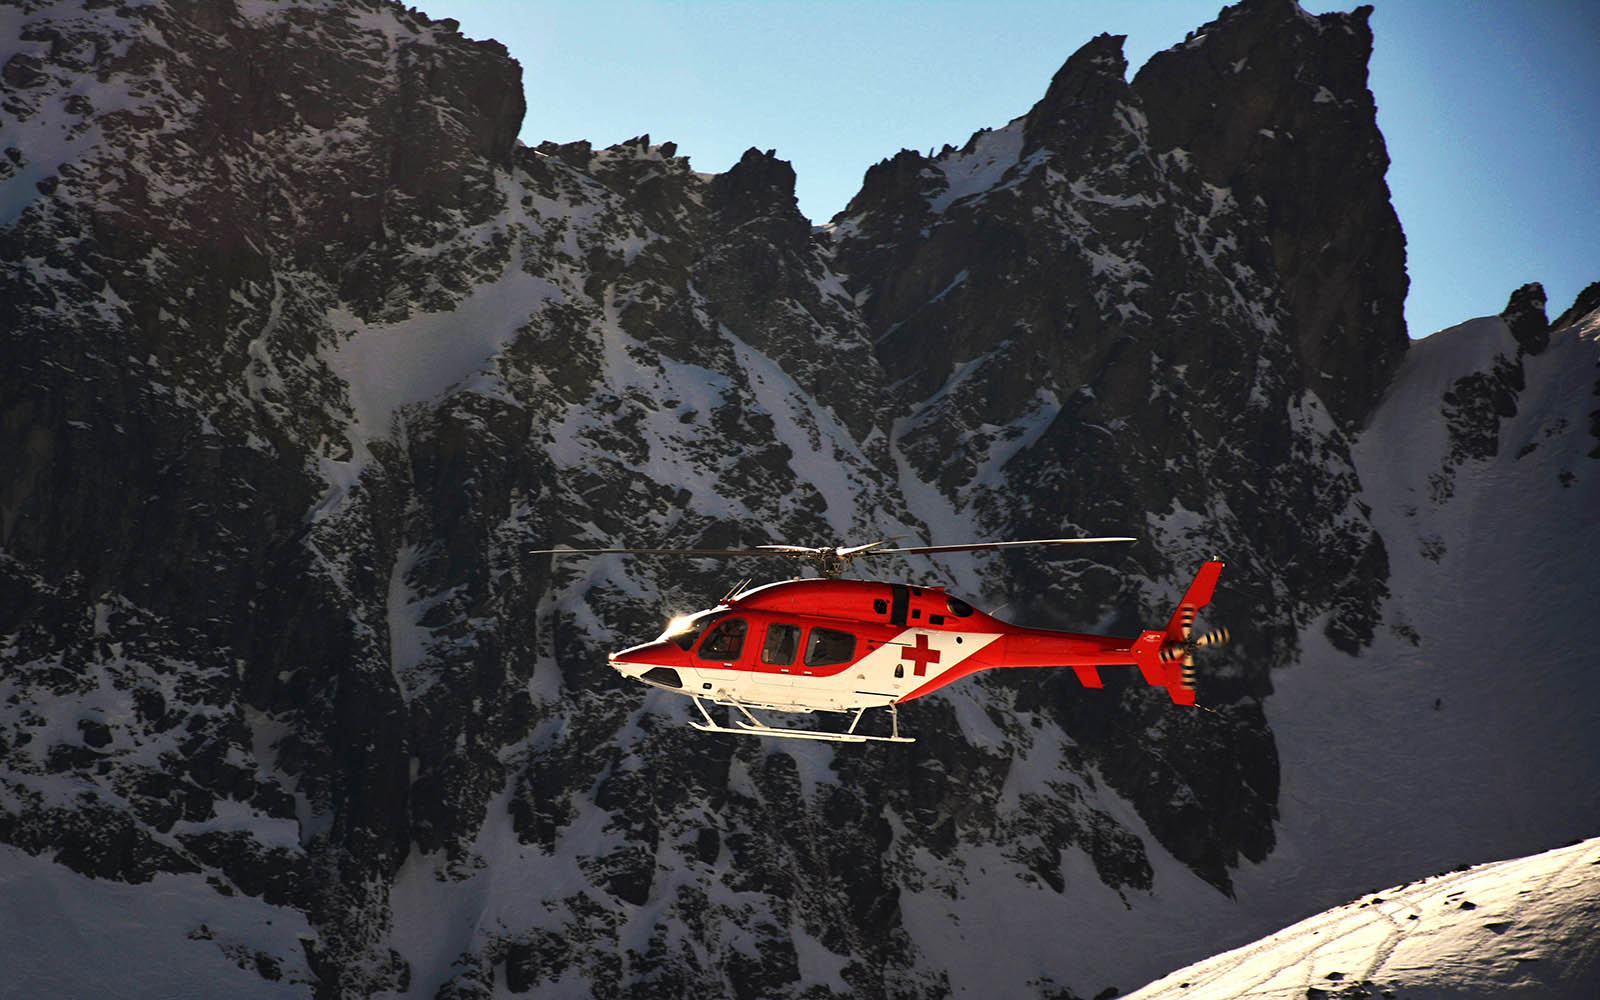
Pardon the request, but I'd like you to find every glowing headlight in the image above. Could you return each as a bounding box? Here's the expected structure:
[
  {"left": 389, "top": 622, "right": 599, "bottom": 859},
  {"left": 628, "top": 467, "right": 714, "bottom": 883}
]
[{"left": 661, "top": 614, "right": 697, "bottom": 637}]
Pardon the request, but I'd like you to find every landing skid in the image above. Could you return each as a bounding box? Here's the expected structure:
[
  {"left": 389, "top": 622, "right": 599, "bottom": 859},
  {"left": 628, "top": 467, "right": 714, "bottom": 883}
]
[{"left": 690, "top": 694, "right": 914, "bottom": 744}]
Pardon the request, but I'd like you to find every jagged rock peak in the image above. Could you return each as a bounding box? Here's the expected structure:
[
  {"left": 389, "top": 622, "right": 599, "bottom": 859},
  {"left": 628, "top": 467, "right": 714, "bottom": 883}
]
[
  {"left": 709, "top": 146, "right": 803, "bottom": 227},
  {"left": 1205, "top": 0, "right": 1373, "bottom": 35},
  {"left": 1502, "top": 281, "right": 1550, "bottom": 354},
  {"left": 1552, "top": 279, "right": 1600, "bottom": 331},
  {"left": 1133, "top": 0, "right": 1381, "bottom": 195},
  {"left": 584, "top": 133, "right": 694, "bottom": 172},
  {"left": 534, "top": 137, "right": 595, "bottom": 170},
  {"left": 1023, "top": 32, "right": 1131, "bottom": 152},
  {"left": 835, "top": 147, "right": 941, "bottom": 223},
  {"left": 1133, "top": 0, "right": 1405, "bottom": 430},
  {"left": 1037, "top": 31, "right": 1130, "bottom": 93},
  {"left": 714, "top": 146, "right": 797, "bottom": 197}
]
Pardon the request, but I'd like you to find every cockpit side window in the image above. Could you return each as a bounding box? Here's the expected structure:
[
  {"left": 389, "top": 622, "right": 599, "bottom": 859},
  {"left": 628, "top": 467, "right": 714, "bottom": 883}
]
[
  {"left": 761, "top": 623, "right": 801, "bottom": 665},
  {"left": 697, "top": 617, "right": 748, "bottom": 660}
]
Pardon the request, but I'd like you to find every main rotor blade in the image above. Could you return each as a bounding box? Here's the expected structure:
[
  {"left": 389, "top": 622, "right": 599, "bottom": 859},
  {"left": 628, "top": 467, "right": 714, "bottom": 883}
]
[
  {"left": 751, "top": 540, "right": 901, "bottom": 556},
  {"left": 835, "top": 539, "right": 901, "bottom": 557},
  {"left": 526, "top": 546, "right": 810, "bottom": 559},
  {"left": 527, "top": 536, "right": 1135, "bottom": 568},
  {"left": 859, "top": 537, "right": 1136, "bottom": 557}
]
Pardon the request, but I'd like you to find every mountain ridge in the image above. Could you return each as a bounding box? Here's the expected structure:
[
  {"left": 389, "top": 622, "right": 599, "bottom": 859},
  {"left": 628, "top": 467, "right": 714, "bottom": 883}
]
[{"left": 2, "top": 0, "right": 1596, "bottom": 997}]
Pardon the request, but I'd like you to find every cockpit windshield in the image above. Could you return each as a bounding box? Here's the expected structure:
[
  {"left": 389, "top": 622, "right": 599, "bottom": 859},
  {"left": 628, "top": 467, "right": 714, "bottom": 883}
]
[{"left": 658, "top": 610, "right": 726, "bottom": 650}]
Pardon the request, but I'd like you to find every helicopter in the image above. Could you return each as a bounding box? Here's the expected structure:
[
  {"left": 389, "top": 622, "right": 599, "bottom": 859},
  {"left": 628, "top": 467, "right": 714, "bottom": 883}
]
[{"left": 531, "top": 537, "right": 1227, "bottom": 744}]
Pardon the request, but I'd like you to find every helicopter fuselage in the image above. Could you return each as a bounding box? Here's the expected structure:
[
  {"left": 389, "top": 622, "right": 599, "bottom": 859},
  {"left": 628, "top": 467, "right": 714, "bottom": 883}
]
[{"left": 608, "top": 570, "right": 1218, "bottom": 720}]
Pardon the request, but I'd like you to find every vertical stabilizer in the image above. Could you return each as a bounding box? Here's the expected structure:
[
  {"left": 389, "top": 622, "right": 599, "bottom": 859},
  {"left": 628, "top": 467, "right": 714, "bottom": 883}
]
[
  {"left": 1135, "top": 560, "right": 1225, "bottom": 704},
  {"left": 1164, "top": 560, "right": 1224, "bottom": 643}
]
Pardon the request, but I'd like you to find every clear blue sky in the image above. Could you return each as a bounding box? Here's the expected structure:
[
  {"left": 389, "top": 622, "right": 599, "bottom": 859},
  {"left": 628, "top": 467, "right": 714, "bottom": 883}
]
[{"left": 441, "top": 0, "right": 1598, "bottom": 339}]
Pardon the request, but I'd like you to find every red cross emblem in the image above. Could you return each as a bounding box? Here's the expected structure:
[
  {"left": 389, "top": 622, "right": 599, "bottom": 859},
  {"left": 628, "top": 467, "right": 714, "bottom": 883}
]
[{"left": 901, "top": 633, "right": 942, "bottom": 677}]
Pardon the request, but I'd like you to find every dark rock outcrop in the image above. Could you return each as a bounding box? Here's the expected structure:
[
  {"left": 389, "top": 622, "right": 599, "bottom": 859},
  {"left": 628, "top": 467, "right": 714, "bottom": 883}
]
[
  {"left": 1552, "top": 280, "right": 1600, "bottom": 331},
  {"left": 1133, "top": 0, "right": 1409, "bottom": 429},
  {"left": 1502, "top": 281, "right": 1550, "bottom": 354}
]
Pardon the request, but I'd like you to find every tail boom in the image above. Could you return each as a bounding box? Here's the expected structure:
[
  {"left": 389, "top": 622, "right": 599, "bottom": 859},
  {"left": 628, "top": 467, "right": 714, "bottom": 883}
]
[{"left": 891, "top": 561, "right": 1226, "bottom": 707}]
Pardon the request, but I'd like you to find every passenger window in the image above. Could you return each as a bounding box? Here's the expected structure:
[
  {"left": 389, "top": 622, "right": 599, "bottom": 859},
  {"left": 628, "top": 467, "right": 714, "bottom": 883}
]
[
  {"left": 761, "top": 623, "right": 801, "bottom": 665},
  {"left": 697, "top": 618, "right": 747, "bottom": 660},
  {"left": 803, "top": 627, "right": 857, "bottom": 667}
]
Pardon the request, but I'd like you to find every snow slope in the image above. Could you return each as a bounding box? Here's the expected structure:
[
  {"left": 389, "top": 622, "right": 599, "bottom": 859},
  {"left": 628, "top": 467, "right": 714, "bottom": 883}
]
[
  {"left": 1128, "top": 835, "right": 1600, "bottom": 999},
  {"left": 1104, "top": 308, "right": 1600, "bottom": 995},
  {"left": 1238, "top": 312, "right": 1600, "bottom": 908},
  {"left": 0, "top": 844, "right": 315, "bottom": 998}
]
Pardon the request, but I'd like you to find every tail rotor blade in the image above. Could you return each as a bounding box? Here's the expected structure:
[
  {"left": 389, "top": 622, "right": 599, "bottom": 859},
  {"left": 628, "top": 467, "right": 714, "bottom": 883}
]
[
  {"left": 1193, "top": 626, "right": 1229, "bottom": 649},
  {"left": 1160, "top": 625, "right": 1229, "bottom": 684}
]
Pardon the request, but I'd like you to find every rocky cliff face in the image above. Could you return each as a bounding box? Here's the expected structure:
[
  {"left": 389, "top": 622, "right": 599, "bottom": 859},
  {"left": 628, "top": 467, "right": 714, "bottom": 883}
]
[
  {"left": 1132, "top": 0, "right": 1408, "bottom": 429},
  {"left": 824, "top": 2, "right": 1401, "bottom": 898},
  {"left": 2, "top": 1, "right": 1593, "bottom": 998}
]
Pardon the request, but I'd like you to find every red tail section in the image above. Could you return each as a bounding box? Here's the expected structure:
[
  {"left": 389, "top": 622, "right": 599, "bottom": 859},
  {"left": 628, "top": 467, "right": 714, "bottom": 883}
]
[{"left": 1134, "top": 560, "right": 1225, "bottom": 705}]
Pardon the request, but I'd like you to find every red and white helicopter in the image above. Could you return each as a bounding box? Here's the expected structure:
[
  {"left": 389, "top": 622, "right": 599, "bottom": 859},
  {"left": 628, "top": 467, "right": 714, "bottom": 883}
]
[{"left": 534, "top": 538, "right": 1227, "bottom": 743}]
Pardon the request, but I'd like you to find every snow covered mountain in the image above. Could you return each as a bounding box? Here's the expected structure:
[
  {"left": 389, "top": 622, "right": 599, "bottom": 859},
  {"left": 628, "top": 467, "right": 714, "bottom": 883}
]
[
  {"left": 1127, "top": 834, "right": 1600, "bottom": 1000},
  {"left": 2, "top": 0, "right": 1596, "bottom": 997}
]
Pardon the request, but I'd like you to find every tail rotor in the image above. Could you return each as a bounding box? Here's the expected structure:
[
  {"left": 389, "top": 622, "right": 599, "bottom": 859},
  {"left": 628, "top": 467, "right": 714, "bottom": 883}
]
[
  {"left": 1135, "top": 560, "right": 1226, "bottom": 705},
  {"left": 1160, "top": 625, "right": 1231, "bottom": 688}
]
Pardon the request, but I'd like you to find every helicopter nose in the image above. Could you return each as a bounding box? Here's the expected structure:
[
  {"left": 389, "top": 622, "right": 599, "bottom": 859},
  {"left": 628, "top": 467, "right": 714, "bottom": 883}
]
[
  {"left": 608, "top": 643, "right": 686, "bottom": 688},
  {"left": 608, "top": 641, "right": 673, "bottom": 675},
  {"left": 607, "top": 648, "right": 648, "bottom": 677}
]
